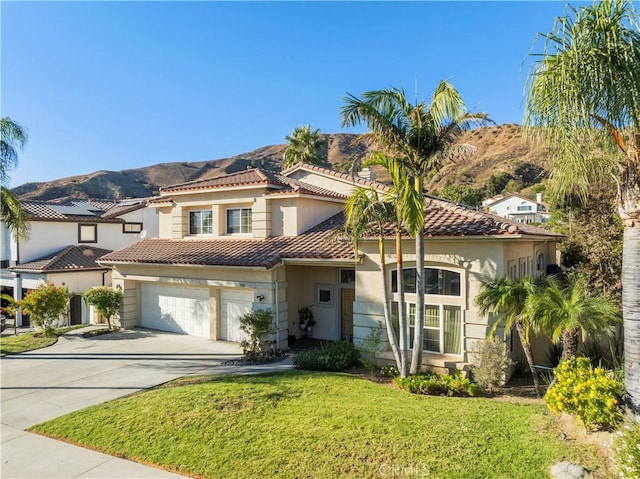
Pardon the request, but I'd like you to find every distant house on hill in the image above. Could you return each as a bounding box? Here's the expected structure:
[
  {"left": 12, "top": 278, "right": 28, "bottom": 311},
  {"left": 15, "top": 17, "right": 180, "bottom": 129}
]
[{"left": 482, "top": 192, "right": 550, "bottom": 224}]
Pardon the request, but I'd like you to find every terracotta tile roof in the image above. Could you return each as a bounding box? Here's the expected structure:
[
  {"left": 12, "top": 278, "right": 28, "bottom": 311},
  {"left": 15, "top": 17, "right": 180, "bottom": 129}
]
[
  {"left": 159, "top": 167, "right": 346, "bottom": 199},
  {"left": 21, "top": 199, "right": 146, "bottom": 222},
  {"left": 99, "top": 214, "right": 354, "bottom": 268},
  {"left": 368, "top": 196, "right": 561, "bottom": 239},
  {"left": 10, "top": 246, "right": 112, "bottom": 273},
  {"left": 281, "top": 162, "right": 390, "bottom": 191}
]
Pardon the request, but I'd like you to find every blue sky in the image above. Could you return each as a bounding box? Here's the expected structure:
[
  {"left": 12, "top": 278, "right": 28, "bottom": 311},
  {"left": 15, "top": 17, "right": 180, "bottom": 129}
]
[{"left": 2, "top": 1, "right": 581, "bottom": 188}]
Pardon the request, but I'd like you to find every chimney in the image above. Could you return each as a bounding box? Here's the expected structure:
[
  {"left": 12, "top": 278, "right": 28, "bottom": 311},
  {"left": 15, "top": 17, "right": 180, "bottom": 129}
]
[
  {"left": 536, "top": 192, "right": 542, "bottom": 205},
  {"left": 358, "top": 167, "right": 375, "bottom": 182}
]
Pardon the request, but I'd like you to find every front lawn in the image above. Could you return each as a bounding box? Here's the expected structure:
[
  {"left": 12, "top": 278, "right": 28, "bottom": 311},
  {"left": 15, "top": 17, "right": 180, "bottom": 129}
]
[
  {"left": 31, "top": 371, "right": 607, "bottom": 479},
  {"left": 0, "top": 325, "right": 87, "bottom": 356}
]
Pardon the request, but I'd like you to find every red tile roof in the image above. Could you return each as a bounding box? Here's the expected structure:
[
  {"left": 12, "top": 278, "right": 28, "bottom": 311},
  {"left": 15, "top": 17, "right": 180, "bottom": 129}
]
[
  {"left": 10, "top": 246, "right": 113, "bottom": 273},
  {"left": 281, "top": 163, "right": 390, "bottom": 191},
  {"left": 99, "top": 214, "right": 353, "bottom": 268}
]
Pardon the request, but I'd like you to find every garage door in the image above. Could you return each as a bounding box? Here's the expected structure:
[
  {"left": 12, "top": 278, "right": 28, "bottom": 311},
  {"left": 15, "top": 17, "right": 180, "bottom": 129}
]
[
  {"left": 141, "top": 284, "right": 210, "bottom": 337},
  {"left": 220, "top": 289, "right": 253, "bottom": 342}
]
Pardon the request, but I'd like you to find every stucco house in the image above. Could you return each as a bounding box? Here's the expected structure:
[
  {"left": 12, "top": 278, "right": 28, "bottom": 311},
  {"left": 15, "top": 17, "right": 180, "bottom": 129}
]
[
  {"left": 99, "top": 164, "right": 561, "bottom": 372},
  {"left": 0, "top": 198, "right": 159, "bottom": 325},
  {"left": 482, "top": 193, "right": 550, "bottom": 224}
]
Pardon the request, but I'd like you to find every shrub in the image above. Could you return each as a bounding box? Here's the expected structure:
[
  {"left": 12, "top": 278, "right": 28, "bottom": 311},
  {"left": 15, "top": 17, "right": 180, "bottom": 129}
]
[
  {"left": 83, "top": 287, "right": 123, "bottom": 330},
  {"left": 544, "top": 356, "right": 623, "bottom": 430},
  {"left": 380, "top": 364, "right": 399, "bottom": 378},
  {"left": 470, "top": 336, "right": 514, "bottom": 393},
  {"left": 20, "top": 282, "right": 69, "bottom": 335},
  {"left": 293, "top": 341, "right": 360, "bottom": 372},
  {"left": 238, "top": 309, "right": 278, "bottom": 363},
  {"left": 359, "top": 324, "right": 383, "bottom": 372},
  {"left": 613, "top": 418, "right": 640, "bottom": 479},
  {"left": 395, "top": 372, "right": 477, "bottom": 397}
]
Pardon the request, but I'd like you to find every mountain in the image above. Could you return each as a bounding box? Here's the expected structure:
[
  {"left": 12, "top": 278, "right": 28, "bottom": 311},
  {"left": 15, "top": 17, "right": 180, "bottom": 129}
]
[{"left": 13, "top": 125, "right": 550, "bottom": 202}]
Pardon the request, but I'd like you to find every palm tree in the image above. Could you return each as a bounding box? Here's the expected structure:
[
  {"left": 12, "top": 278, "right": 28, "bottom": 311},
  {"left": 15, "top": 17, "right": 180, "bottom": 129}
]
[
  {"left": 524, "top": 0, "right": 640, "bottom": 414},
  {"left": 343, "top": 186, "right": 402, "bottom": 370},
  {"left": 342, "top": 82, "right": 491, "bottom": 374},
  {"left": 0, "top": 117, "right": 30, "bottom": 239},
  {"left": 475, "top": 276, "right": 544, "bottom": 398},
  {"left": 283, "top": 125, "right": 325, "bottom": 169},
  {"left": 531, "top": 273, "right": 620, "bottom": 361}
]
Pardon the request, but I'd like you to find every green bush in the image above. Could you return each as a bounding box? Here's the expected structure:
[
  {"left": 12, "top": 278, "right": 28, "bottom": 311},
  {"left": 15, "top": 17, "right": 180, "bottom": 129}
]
[
  {"left": 239, "top": 309, "right": 277, "bottom": 362},
  {"left": 380, "top": 364, "right": 400, "bottom": 378},
  {"left": 293, "top": 341, "right": 360, "bottom": 372},
  {"left": 613, "top": 418, "right": 640, "bottom": 479},
  {"left": 544, "top": 356, "right": 623, "bottom": 430},
  {"left": 395, "top": 372, "right": 477, "bottom": 397},
  {"left": 470, "top": 336, "right": 514, "bottom": 393}
]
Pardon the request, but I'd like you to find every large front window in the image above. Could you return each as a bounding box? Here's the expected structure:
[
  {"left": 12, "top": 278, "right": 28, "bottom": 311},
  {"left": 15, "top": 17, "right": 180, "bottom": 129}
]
[
  {"left": 226, "top": 208, "right": 252, "bottom": 234},
  {"left": 392, "top": 268, "right": 460, "bottom": 296},
  {"left": 189, "top": 210, "right": 213, "bottom": 235},
  {"left": 391, "top": 267, "right": 463, "bottom": 355}
]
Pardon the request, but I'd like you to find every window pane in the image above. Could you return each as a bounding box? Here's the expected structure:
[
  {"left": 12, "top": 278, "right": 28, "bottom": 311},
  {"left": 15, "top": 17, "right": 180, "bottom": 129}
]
[
  {"left": 226, "top": 209, "right": 239, "bottom": 234},
  {"left": 241, "top": 208, "right": 252, "bottom": 233},
  {"left": 189, "top": 211, "right": 200, "bottom": 234},
  {"left": 423, "top": 329, "right": 440, "bottom": 352},
  {"left": 425, "top": 268, "right": 460, "bottom": 296},
  {"left": 424, "top": 305, "right": 439, "bottom": 328},
  {"left": 202, "top": 211, "right": 213, "bottom": 234},
  {"left": 403, "top": 269, "right": 416, "bottom": 294},
  {"left": 391, "top": 270, "right": 398, "bottom": 293},
  {"left": 340, "top": 269, "right": 355, "bottom": 284},
  {"left": 318, "top": 289, "right": 331, "bottom": 303},
  {"left": 444, "top": 306, "right": 461, "bottom": 354},
  {"left": 391, "top": 302, "right": 399, "bottom": 339}
]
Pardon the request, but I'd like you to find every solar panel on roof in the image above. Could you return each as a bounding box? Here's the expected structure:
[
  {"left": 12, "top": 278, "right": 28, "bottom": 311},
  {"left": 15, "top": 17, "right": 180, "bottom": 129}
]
[{"left": 49, "top": 205, "right": 97, "bottom": 216}]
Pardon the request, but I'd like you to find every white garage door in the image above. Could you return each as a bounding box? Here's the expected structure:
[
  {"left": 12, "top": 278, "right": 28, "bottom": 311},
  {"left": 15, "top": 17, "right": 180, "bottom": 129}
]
[
  {"left": 220, "top": 289, "right": 254, "bottom": 343},
  {"left": 141, "top": 284, "right": 210, "bottom": 337}
]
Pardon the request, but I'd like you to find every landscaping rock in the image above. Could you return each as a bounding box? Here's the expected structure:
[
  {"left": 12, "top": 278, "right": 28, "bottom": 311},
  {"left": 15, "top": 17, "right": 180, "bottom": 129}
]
[{"left": 550, "top": 461, "right": 591, "bottom": 479}]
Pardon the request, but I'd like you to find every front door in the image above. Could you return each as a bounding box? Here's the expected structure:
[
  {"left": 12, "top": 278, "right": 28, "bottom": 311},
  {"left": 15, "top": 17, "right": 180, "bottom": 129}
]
[
  {"left": 341, "top": 288, "right": 355, "bottom": 341},
  {"left": 70, "top": 295, "right": 83, "bottom": 325}
]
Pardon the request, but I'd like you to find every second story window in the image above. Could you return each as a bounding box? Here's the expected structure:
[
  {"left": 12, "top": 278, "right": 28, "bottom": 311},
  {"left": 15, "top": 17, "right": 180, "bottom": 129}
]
[
  {"left": 226, "top": 208, "right": 252, "bottom": 234},
  {"left": 79, "top": 224, "right": 97, "bottom": 243},
  {"left": 189, "top": 210, "right": 213, "bottom": 235}
]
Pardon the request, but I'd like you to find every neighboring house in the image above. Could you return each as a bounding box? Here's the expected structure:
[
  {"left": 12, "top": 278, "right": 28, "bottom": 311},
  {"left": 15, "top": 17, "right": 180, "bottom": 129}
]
[
  {"left": 482, "top": 193, "right": 550, "bottom": 224},
  {"left": 99, "top": 164, "right": 561, "bottom": 373},
  {"left": 0, "top": 198, "right": 159, "bottom": 325}
]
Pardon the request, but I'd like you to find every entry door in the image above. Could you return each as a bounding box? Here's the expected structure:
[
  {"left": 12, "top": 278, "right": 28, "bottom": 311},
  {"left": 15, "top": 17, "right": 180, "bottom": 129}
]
[
  {"left": 70, "top": 295, "right": 83, "bottom": 325},
  {"left": 341, "top": 288, "right": 355, "bottom": 341}
]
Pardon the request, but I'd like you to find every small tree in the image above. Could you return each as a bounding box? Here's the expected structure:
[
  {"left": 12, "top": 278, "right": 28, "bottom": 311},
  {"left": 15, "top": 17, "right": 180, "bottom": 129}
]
[
  {"left": 470, "top": 336, "right": 514, "bottom": 393},
  {"left": 20, "top": 282, "right": 68, "bottom": 335},
  {"left": 83, "top": 287, "right": 123, "bottom": 330},
  {"left": 239, "top": 309, "right": 276, "bottom": 362}
]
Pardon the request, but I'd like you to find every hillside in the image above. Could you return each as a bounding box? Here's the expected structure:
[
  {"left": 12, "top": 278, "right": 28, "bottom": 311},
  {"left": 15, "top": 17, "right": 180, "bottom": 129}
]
[{"left": 14, "top": 125, "right": 550, "bottom": 201}]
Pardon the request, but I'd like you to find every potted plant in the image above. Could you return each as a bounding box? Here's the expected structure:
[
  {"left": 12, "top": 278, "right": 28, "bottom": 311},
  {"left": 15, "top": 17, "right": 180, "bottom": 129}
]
[{"left": 298, "top": 306, "right": 315, "bottom": 336}]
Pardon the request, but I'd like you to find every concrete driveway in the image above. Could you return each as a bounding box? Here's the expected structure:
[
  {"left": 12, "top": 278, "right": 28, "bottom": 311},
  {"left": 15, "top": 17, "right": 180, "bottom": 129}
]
[{"left": 1, "top": 327, "right": 292, "bottom": 478}]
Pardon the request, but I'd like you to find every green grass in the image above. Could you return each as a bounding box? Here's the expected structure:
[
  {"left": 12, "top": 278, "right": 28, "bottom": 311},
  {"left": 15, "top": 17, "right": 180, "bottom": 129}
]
[
  {"left": 30, "top": 371, "right": 607, "bottom": 479},
  {"left": 0, "top": 325, "right": 88, "bottom": 356}
]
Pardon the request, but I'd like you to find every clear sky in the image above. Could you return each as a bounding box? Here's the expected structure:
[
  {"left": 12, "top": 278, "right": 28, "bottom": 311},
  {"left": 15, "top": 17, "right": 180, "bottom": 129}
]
[{"left": 2, "top": 1, "right": 583, "bottom": 188}]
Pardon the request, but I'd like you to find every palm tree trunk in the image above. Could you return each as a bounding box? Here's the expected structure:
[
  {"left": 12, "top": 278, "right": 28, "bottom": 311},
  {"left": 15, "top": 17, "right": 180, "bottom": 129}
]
[
  {"left": 396, "top": 229, "right": 409, "bottom": 378},
  {"left": 379, "top": 235, "right": 402, "bottom": 369},
  {"left": 514, "top": 320, "right": 542, "bottom": 398},
  {"left": 622, "top": 136, "right": 640, "bottom": 416},
  {"left": 561, "top": 329, "right": 580, "bottom": 361},
  {"left": 410, "top": 230, "right": 425, "bottom": 374},
  {"left": 622, "top": 224, "right": 640, "bottom": 416}
]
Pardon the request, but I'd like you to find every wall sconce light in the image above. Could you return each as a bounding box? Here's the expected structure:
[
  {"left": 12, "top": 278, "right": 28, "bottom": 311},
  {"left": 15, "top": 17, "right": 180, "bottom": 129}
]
[{"left": 256, "top": 294, "right": 265, "bottom": 302}]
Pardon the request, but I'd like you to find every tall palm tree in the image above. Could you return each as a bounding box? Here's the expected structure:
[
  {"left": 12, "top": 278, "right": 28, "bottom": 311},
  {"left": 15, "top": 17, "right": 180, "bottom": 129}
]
[
  {"left": 342, "top": 82, "right": 490, "bottom": 374},
  {"left": 344, "top": 186, "right": 402, "bottom": 369},
  {"left": 283, "top": 124, "right": 325, "bottom": 169},
  {"left": 524, "top": 0, "right": 640, "bottom": 414},
  {"left": 0, "top": 117, "right": 30, "bottom": 239},
  {"left": 531, "top": 273, "right": 620, "bottom": 360},
  {"left": 475, "top": 276, "right": 544, "bottom": 398}
]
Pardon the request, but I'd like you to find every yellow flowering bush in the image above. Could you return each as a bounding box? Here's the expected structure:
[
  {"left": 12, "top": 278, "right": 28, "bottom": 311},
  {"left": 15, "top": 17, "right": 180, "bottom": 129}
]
[{"left": 544, "top": 356, "right": 623, "bottom": 430}]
